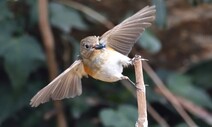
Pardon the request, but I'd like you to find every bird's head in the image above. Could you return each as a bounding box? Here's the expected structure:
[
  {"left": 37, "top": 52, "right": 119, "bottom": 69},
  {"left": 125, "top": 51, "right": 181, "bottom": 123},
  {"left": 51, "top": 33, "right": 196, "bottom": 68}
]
[{"left": 80, "top": 36, "right": 106, "bottom": 59}]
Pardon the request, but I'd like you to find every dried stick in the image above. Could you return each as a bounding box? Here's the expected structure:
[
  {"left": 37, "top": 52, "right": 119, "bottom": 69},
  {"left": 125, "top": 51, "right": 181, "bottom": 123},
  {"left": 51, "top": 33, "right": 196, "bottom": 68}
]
[
  {"left": 38, "top": 0, "right": 67, "bottom": 127},
  {"left": 121, "top": 80, "right": 170, "bottom": 127},
  {"left": 134, "top": 55, "right": 148, "bottom": 127},
  {"left": 143, "top": 61, "right": 197, "bottom": 127}
]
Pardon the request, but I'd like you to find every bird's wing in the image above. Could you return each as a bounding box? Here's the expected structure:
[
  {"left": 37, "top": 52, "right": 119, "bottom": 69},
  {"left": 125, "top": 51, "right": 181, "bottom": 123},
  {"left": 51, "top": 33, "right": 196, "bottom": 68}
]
[
  {"left": 30, "top": 60, "right": 87, "bottom": 107},
  {"left": 100, "top": 6, "right": 156, "bottom": 55}
]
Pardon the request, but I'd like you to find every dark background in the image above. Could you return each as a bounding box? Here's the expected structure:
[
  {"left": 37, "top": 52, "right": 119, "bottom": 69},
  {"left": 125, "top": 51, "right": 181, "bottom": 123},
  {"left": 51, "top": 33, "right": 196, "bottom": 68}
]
[{"left": 0, "top": 0, "right": 212, "bottom": 127}]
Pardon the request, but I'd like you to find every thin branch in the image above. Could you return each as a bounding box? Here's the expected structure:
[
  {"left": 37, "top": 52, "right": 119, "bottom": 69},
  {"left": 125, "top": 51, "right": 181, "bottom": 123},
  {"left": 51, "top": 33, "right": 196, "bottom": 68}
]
[
  {"left": 177, "top": 96, "right": 212, "bottom": 126},
  {"left": 38, "top": 0, "right": 67, "bottom": 127},
  {"left": 143, "top": 61, "right": 197, "bottom": 127},
  {"left": 134, "top": 55, "right": 148, "bottom": 127}
]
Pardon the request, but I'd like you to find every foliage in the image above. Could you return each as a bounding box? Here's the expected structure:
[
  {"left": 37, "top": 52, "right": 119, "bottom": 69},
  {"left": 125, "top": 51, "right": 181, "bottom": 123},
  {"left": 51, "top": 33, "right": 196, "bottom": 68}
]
[
  {"left": 0, "top": 0, "right": 211, "bottom": 127},
  {"left": 138, "top": 30, "right": 161, "bottom": 54},
  {"left": 151, "top": 0, "right": 167, "bottom": 28},
  {"left": 49, "top": 2, "right": 88, "bottom": 32},
  {"left": 100, "top": 105, "right": 138, "bottom": 127},
  {"left": 0, "top": 35, "right": 45, "bottom": 90},
  {"left": 167, "top": 73, "right": 212, "bottom": 109}
]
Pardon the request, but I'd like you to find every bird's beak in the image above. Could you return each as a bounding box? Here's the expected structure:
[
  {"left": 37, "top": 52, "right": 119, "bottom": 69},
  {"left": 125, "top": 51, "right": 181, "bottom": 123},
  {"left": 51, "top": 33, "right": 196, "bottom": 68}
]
[{"left": 93, "top": 43, "right": 106, "bottom": 50}]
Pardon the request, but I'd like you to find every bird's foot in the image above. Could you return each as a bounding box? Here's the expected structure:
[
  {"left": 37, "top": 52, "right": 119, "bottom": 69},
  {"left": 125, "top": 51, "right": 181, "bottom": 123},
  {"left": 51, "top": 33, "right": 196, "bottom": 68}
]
[{"left": 131, "top": 55, "right": 148, "bottom": 65}]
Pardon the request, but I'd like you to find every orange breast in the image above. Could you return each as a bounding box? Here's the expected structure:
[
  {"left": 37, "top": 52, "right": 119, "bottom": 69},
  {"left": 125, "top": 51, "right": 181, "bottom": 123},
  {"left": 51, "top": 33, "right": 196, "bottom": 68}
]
[
  {"left": 106, "top": 46, "right": 115, "bottom": 51},
  {"left": 82, "top": 47, "right": 114, "bottom": 77},
  {"left": 83, "top": 64, "right": 95, "bottom": 76},
  {"left": 82, "top": 50, "right": 101, "bottom": 76}
]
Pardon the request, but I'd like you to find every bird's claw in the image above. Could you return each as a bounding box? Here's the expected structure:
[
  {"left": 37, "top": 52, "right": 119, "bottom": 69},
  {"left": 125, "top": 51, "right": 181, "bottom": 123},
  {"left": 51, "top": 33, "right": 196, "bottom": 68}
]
[{"left": 131, "top": 55, "right": 148, "bottom": 65}]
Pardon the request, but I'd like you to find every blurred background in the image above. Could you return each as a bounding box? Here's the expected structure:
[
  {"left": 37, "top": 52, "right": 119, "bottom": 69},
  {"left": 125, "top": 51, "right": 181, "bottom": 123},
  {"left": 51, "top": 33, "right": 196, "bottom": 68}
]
[{"left": 0, "top": 0, "right": 212, "bottom": 127}]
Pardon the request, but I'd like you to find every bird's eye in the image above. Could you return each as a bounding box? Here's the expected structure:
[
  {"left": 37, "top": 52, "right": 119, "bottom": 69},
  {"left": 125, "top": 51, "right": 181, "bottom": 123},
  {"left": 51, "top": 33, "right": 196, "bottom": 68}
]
[{"left": 85, "top": 44, "right": 89, "bottom": 49}]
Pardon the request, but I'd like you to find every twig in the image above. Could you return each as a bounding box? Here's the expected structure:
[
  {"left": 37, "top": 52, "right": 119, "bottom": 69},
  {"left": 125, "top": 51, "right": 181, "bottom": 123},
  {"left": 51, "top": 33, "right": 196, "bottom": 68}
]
[
  {"left": 134, "top": 55, "right": 148, "bottom": 127},
  {"left": 177, "top": 96, "right": 212, "bottom": 126},
  {"left": 38, "top": 0, "right": 67, "bottom": 127},
  {"left": 143, "top": 61, "right": 198, "bottom": 127}
]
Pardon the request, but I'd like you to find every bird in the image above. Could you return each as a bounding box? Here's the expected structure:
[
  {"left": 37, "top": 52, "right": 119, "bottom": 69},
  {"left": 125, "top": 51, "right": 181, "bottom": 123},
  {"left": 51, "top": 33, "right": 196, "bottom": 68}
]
[{"left": 30, "top": 5, "right": 156, "bottom": 107}]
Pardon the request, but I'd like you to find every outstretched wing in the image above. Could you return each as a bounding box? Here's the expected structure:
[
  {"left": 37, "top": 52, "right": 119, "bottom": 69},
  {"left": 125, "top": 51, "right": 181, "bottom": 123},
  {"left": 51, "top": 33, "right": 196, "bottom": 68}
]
[
  {"left": 30, "top": 60, "right": 87, "bottom": 107},
  {"left": 100, "top": 6, "right": 156, "bottom": 55}
]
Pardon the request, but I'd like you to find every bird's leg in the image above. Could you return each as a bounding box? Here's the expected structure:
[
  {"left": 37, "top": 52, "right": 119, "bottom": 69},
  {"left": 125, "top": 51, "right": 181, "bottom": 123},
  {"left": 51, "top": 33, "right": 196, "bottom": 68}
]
[{"left": 121, "top": 76, "right": 143, "bottom": 91}]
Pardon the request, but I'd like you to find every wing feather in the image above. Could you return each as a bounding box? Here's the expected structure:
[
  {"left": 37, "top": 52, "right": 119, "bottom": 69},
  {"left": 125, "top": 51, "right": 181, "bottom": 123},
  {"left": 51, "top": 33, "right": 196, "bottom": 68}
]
[
  {"left": 100, "top": 6, "right": 156, "bottom": 55},
  {"left": 30, "top": 60, "right": 87, "bottom": 107}
]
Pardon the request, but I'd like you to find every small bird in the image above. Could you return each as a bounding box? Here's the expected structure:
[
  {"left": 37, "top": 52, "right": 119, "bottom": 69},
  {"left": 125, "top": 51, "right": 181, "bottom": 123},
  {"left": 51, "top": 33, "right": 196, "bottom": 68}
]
[{"left": 30, "top": 5, "right": 156, "bottom": 107}]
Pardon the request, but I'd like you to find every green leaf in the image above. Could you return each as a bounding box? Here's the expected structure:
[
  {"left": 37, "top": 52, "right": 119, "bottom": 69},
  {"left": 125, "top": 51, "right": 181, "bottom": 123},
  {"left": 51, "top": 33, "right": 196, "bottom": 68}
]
[
  {"left": 70, "top": 97, "right": 91, "bottom": 119},
  {"left": 151, "top": 0, "right": 167, "bottom": 29},
  {"left": 175, "top": 123, "right": 187, "bottom": 127},
  {"left": 21, "top": 111, "right": 43, "bottom": 127},
  {"left": 0, "top": 1, "right": 13, "bottom": 22},
  {"left": 146, "top": 87, "right": 164, "bottom": 103},
  {"left": 138, "top": 31, "right": 161, "bottom": 53},
  {"left": 50, "top": 2, "right": 88, "bottom": 32},
  {"left": 187, "top": 60, "right": 212, "bottom": 88},
  {"left": 100, "top": 105, "right": 137, "bottom": 127},
  {"left": 0, "top": 80, "right": 44, "bottom": 125},
  {"left": 0, "top": 85, "right": 14, "bottom": 125},
  {"left": 0, "top": 20, "right": 17, "bottom": 41},
  {"left": 100, "top": 109, "right": 117, "bottom": 126},
  {"left": 167, "top": 73, "right": 212, "bottom": 109},
  {"left": 0, "top": 34, "right": 45, "bottom": 90},
  {"left": 26, "top": 0, "right": 38, "bottom": 25},
  {"left": 118, "top": 105, "right": 138, "bottom": 124}
]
